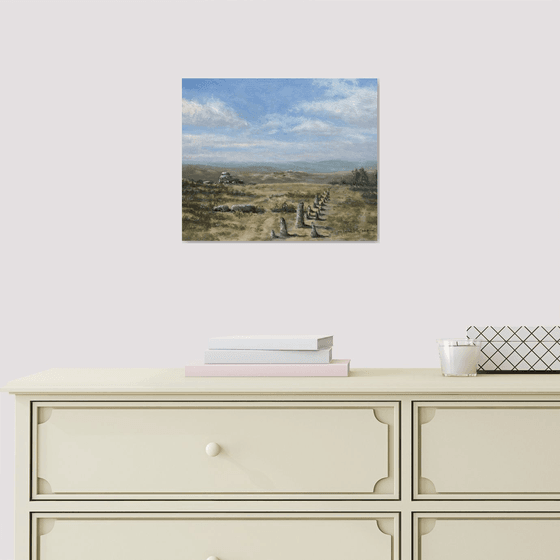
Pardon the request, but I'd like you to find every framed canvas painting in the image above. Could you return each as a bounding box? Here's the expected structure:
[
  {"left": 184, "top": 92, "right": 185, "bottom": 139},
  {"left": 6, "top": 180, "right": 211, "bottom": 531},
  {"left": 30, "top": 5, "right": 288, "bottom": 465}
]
[{"left": 182, "top": 78, "right": 377, "bottom": 242}]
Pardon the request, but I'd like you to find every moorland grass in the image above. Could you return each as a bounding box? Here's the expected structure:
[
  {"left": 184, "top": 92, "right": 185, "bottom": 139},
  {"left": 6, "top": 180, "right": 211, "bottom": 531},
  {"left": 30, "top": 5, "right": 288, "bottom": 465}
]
[{"left": 182, "top": 182, "right": 377, "bottom": 242}]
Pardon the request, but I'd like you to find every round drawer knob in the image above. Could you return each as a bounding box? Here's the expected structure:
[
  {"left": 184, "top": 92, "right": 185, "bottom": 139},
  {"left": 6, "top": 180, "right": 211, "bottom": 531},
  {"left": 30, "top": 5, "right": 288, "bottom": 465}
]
[
  {"left": 205, "top": 442, "right": 221, "bottom": 457},
  {"left": 207, "top": 557, "right": 219, "bottom": 560}
]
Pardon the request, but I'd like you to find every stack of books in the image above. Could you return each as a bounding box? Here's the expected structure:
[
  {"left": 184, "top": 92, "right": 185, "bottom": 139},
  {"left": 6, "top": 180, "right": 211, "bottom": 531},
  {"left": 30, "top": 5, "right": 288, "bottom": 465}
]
[{"left": 185, "top": 335, "right": 350, "bottom": 377}]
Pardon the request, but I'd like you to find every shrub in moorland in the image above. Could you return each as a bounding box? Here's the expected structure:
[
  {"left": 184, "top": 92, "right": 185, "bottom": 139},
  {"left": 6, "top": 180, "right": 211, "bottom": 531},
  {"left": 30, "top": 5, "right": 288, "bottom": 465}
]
[{"left": 271, "top": 202, "right": 296, "bottom": 213}]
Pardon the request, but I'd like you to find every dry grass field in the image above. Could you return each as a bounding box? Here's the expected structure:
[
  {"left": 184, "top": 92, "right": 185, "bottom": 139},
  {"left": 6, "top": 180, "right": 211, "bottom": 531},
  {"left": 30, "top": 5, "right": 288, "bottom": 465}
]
[{"left": 182, "top": 181, "right": 377, "bottom": 242}]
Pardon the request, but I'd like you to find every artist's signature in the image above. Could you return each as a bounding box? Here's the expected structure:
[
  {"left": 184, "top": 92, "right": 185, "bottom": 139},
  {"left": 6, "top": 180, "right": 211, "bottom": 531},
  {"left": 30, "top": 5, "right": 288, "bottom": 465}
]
[{"left": 337, "top": 228, "right": 375, "bottom": 233}]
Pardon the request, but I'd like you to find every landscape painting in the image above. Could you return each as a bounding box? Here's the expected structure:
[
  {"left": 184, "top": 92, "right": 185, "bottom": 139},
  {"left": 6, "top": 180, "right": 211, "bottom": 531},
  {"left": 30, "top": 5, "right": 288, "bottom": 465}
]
[{"left": 182, "top": 78, "right": 377, "bottom": 242}]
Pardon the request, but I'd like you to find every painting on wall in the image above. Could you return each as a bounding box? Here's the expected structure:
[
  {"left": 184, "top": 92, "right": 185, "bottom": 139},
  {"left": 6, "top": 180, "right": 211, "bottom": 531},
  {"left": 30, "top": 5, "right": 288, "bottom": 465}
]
[{"left": 182, "top": 78, "right": 378, "bottom": 242}]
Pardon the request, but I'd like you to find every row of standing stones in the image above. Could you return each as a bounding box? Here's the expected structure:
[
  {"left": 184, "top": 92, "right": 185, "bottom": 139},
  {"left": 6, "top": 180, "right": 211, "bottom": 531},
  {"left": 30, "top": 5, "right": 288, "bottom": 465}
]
[{"left": 271, "top": 190, "right": 330, "bottom": 240}]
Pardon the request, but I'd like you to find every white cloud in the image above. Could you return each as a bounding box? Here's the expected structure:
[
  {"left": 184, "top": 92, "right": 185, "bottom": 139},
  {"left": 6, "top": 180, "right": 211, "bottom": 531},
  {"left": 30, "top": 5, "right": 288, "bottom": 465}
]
[
  {"left": 290, "top": 119, "right": 336, "bottom": 135},
  {"left": 182, "top": 132, "right": 376, "bottom": 163},
  {"left": 297, "top": 80, "right": 377, "bottom": 128},
  {"left": 312, "top": 79, "right": 359, "bottom": 97},
  {"left": 182, "top": 133, "right": 287, "bottom": 151},
  {"left": 258, "top": 113, "right": 374, "bottom": 142},
  {"left": 259, "top": 115, "right": 345, "bottom": 137},
  {"left": 182, "top": 99, "right": 248, "bottom": 128},
  {"left": 259, "top": 114, "right": 301, "bottom": 132}
]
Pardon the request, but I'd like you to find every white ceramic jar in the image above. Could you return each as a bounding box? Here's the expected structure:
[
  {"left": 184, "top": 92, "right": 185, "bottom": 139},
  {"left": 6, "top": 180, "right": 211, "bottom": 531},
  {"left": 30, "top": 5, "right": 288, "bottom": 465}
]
[{"left": 437, "top": 339, "right": 482, "bottom": 376}]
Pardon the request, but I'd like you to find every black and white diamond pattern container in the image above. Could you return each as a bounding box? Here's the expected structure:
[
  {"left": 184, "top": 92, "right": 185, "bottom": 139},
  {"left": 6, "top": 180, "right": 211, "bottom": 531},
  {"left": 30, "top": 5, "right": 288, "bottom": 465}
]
[{"left": 466, "top": 326, "right": 560, "bottom": 373}]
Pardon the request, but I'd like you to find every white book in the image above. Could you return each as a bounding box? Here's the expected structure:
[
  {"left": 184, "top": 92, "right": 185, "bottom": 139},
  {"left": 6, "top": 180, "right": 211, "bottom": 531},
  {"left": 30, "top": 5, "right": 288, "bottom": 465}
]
[
  {"left": 205, "top": 347, "right": 332, "bottom": 364},
  {"left": 186, "top": 359, "right": 350, "bottom": 377},
  {"left": 208, "top": 335, "right": 334, "bottom": 351}
]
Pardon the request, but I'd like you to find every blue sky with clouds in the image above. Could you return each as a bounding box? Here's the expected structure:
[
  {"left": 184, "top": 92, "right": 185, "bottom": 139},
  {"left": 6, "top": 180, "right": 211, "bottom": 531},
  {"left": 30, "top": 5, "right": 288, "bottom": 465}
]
[{"left": 182, "top": 78, "right": 377, "bottom": 164}]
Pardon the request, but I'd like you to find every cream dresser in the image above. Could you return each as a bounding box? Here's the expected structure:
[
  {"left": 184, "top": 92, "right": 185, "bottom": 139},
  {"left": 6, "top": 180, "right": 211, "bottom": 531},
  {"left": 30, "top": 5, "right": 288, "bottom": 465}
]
[{"left": 4, "top": 368, "right": 560, "bottom": 560}]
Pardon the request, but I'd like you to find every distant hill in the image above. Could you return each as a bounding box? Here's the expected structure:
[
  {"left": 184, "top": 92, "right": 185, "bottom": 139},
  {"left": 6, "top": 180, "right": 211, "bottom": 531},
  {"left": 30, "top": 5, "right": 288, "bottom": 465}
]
[
  {"left": 182, "top": 164, "right": 362, "bottom": 185},
  {"left": 183, "top": 159, "right": 377, "bottom": 174},
  {"left": 285, "top": 160, "right": 377, "bottom": 173}
]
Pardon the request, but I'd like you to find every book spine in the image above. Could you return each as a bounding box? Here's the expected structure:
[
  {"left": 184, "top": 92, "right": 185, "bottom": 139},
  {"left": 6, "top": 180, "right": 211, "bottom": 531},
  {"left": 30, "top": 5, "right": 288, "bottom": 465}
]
[
  {"left": 185, "top": 359, "right": 350, "bottom": 377},
  {"left": 204, "top": 348, "right": 332, "bottom": 364}
]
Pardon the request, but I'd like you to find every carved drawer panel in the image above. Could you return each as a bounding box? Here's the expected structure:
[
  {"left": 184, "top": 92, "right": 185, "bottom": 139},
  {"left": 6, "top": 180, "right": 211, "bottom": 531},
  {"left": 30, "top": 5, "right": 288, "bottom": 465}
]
[
  {"left": 415, "top": 402, "right": 560, "bottom": 499},
  {"left": 33, "top": 513, "right": 399, "bottom": 560},
  {"left": 33, "top": 401, "right": 399, "bottom": 499},
  {"left": 415, "top": 513, "right": 560, "bottom": 560}
]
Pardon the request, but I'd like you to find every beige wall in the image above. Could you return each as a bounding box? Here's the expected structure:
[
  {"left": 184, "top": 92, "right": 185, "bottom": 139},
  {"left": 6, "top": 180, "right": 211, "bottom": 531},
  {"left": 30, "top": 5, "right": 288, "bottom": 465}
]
[{"left": 1, "top": 1, "right": 559, "bottom": 558}]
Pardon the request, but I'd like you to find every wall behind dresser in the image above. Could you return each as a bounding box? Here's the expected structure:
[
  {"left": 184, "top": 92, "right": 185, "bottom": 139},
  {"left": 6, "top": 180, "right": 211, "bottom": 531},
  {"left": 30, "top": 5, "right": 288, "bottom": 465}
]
[{"left": 0, "top": 1, "right": 559, "bottom": 558}]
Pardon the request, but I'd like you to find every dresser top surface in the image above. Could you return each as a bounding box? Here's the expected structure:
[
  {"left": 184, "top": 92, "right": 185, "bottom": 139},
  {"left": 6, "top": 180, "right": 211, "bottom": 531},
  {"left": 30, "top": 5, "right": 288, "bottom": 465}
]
[{"left": 3, "top": 368, "right": 560, "bottom": 395}]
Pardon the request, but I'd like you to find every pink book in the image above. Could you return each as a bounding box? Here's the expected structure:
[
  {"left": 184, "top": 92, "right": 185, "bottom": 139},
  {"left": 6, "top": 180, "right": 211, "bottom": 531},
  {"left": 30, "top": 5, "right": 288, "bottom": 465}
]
[{"left": 185, "top": 359, "right": 350, "bottom": 377}]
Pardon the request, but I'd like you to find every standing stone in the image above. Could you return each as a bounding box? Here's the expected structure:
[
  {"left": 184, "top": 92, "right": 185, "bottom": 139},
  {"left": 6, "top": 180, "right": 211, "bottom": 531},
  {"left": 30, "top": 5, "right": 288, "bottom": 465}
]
[
  {"left": 295, "top": 201, "right": 306, "bottom": 228},
  {"left": 314, "top": 194, "right": 320, "bottom": 208},
  {"left": 279, "top": 217, "right": 289, "bottom": 237},
  {"left": 311, "top": 224, "right": 320, "bottom": 238}
]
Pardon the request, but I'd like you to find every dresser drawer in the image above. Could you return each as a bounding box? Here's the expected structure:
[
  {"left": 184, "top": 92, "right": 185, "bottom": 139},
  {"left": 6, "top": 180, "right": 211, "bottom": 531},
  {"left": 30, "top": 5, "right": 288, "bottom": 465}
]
[
  {"left": 33, "top": 402, "right": 399, "bottom": 499},
  {"left": 415, "top": 402, "right": 560, "bottom": 499},
  {"left": 34, "top": 513, "right": 398, "bottom": 560},
  {"left": 415, "top": 513, "right": 560, "bottom": 560}
]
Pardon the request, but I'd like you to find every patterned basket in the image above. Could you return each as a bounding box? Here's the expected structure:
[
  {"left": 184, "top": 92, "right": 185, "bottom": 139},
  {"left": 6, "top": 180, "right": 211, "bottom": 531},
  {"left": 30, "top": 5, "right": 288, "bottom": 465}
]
[{"left": 466, "top": 326, "right": 560, "bottom": 372}]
